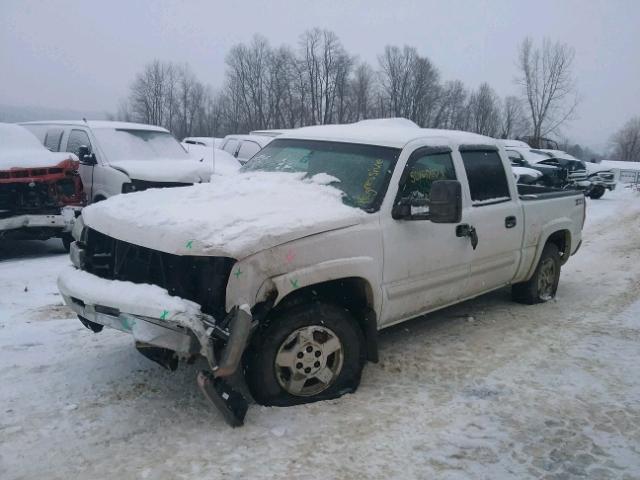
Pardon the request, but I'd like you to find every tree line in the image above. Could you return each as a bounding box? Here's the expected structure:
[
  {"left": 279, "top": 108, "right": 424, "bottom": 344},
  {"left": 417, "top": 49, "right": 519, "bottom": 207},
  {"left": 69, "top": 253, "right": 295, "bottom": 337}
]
[{"left": 113, "top": 28, "right": 638, "bottom": 160}]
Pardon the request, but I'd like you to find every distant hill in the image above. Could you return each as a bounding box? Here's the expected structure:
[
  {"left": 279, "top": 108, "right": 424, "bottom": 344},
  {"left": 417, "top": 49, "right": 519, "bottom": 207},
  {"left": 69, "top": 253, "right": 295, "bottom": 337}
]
[{"left": 0, "top": 104, "right": 109, "bottom": 123}]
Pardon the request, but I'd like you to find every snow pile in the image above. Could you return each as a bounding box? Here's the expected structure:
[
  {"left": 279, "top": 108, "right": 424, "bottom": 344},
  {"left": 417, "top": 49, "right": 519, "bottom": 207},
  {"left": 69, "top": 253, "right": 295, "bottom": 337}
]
[
  {"left": 512, "top": 166, "right": 542, "bottom": 180},
  {"left": 81, "top": 172, "right": 365, "bottom": 258},
  {"left": 353, "top": 117, "right": 420, "bottom": 128}
]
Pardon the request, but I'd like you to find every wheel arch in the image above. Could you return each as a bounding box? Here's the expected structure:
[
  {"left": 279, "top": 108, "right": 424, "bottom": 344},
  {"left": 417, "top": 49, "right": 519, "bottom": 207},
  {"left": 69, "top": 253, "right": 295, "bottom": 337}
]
[{"left": 269, "top": 275, "right": 380, "bottom": 363}]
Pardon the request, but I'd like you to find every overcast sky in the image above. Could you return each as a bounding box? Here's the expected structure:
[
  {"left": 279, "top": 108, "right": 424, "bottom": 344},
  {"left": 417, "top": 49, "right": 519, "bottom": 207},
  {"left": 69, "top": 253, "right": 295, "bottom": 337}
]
[{"left": 1, "top": 0, "right": 639, "bottom": 150}]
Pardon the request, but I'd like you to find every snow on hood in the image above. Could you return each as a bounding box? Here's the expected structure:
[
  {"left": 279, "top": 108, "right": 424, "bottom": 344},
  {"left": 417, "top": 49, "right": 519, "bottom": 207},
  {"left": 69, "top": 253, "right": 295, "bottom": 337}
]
[
  {"left": 81, "top": 172, "right": 366, "bottom": 258},
  {"left": 585, "top": 163, "right": 613, "bottom": 174},
  {"left": 109, "top": 159, "right": 211, "bottom": 183},
  {"left": 512, "top": 166, "right": 542, "bottom": 179},
  {"left": 0, "top": 149, "right": 78, "bottom": 170}
]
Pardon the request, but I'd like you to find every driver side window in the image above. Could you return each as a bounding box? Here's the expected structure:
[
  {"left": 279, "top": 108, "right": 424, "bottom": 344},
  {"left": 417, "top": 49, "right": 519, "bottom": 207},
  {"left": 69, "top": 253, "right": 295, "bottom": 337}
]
[{"left": 396, "top": 149, "right": 456, "bottom": 215}]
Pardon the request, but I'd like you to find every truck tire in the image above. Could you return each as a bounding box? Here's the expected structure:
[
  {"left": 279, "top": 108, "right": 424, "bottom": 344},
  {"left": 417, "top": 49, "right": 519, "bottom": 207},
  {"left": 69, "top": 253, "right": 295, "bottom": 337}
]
[
  {"left": 245, "top": 302, "right": 365, "bottom": 407},
  {"left": 512, "top": 243, "right": 561, "bottom": 304},
  {"left": 61, "top": 233, "right": 73, "bottom": 252},
  {"left": 588, "top": 185, "right": 605, "bottom": 199}
]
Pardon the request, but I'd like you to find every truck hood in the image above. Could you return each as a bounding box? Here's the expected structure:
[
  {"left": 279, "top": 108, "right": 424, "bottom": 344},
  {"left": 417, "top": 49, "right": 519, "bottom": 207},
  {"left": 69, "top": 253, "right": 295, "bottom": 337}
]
[
  {"left": 0, "top": 148, "right": 77, "bottom": 170},
  {"left": 81, "top": 172, "right": 366, "bottom": 258},
  {"left": 585, "top": 163, "right": 613, "bottom": 175},
  {"left": 109, "top": 159, "right": 211, "bottom": 183}
]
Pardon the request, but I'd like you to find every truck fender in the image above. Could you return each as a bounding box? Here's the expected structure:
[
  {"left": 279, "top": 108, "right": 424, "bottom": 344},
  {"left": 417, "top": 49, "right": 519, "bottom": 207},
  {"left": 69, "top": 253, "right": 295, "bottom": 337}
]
[{"left": 524, "top": 220, "right": 572, "bottom": 280}]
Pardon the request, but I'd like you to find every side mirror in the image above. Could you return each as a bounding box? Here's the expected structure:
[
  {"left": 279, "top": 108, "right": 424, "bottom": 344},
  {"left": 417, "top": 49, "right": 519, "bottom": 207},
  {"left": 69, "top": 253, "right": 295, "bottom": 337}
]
[
  {"left": 430, "top": 180, "right": 462, "bottom": 224},
  {"left": 392, "top": 197, "right": 428, "bottom": 220},
  {"left": 77, "top": 145, "right": 97, "bottom": 165}
]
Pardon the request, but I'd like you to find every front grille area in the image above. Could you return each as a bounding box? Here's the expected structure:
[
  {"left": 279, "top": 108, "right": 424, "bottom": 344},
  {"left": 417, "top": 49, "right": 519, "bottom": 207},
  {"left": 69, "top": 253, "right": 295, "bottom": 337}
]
[
  {"left": 83, "top": 228, "right": 234, "bottom": 319},
  {"left": 568, "top": 170, "right": 588, "bottom": 182}
]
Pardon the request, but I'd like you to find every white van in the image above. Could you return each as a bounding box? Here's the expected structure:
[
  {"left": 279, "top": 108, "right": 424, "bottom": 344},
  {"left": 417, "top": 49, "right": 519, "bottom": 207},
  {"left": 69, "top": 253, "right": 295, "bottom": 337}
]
[{"left": 22, "top": 121, "right": 211, "bottom": 203}]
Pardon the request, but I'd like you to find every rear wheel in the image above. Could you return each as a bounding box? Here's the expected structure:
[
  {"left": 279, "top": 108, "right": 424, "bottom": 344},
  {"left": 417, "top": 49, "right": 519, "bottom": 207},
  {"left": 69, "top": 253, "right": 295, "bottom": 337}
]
[
  {"left": 61, "top": 233, "right": 73, "bottom": 252},
  {"left": 512, "top": 243, "right": 561, "bottom": 304},
  {"left": 245, "top": 302, "right": 365, "bottom": 407},
  {"left": 588, "top": 185, "right": 605, "bottom": 199}
]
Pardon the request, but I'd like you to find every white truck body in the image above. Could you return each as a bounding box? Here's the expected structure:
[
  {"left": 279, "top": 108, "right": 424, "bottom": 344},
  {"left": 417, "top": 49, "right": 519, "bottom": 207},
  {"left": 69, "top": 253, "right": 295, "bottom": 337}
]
[{"left": 58, "top": 124, "right": 585, "bottom": 424}]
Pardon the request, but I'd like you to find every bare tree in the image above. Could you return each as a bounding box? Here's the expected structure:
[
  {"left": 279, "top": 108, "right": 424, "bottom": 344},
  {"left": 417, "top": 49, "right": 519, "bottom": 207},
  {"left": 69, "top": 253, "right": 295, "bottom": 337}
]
[
  {"left": 467, "top": 83, "right": 501, "bottom": 137},
  {"left": 517, "top": 37, "right": 578, "bottom": 147},
  {"left": 299, "top": 28, "right": 352, "bottom": 125},
  {"left": 610, "top": 116, "right": 640, "bottom": 161},
  {"left": 499, "top": 95, "right": 530, "bottom": 139},
  {"left": 378, "top": 45, "right": 440, "bottom": 126},
  {"left": 129, "top": 60, "right": 176, "bottom": 126},
  {"left": 350, "top": 62, "right": 375, "bottom": 121},
  {"left": 432, "top": 80, "right": 469, "bottom": 130}
]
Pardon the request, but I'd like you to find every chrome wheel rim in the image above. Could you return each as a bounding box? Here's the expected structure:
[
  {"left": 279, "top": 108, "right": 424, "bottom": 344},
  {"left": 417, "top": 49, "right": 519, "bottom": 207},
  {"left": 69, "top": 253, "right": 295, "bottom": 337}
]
[
  {"left": 274, "top": 325, "right": 344, "bottom": 397},
  {"left": 538, "top": 258, "right": 556, "bottom": 301}
]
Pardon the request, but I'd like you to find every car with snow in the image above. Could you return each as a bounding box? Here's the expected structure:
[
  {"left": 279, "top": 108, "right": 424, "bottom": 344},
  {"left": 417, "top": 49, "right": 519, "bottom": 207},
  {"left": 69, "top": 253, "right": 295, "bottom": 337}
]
[
  {"left": 22, "top": 121, "right": 211, "bottom": 203},
  {"left": 538, "top": 149, "right": 616, "bottom": 199},
  {"left": 219, "top": 134, "right": 273, "bottom": 164},
  {"left": 182, "top": 136, "right": 223, "bottom": 149},
  {"left": 0, "top": 123, "right": 83, "bottom": 250},
  {"left": 58, "top": 124, "right": 586, "bottom": 426},
  {"left": 504, "top": 146, "right": 589, "bottom": 191}
]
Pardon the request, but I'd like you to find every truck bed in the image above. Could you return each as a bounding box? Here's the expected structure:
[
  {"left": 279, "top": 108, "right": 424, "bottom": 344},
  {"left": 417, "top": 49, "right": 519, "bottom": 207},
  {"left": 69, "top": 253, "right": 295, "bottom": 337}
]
[{"left": 517, "top": 184, "right": 584, "bottom": 200}]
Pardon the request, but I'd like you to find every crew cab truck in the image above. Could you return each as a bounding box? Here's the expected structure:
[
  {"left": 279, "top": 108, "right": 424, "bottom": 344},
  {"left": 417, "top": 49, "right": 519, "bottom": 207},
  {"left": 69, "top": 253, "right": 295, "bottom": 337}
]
[
  {"left": 58, "top": 124, "right": 585, "bottom": 426},
  {"left": 1, "top": 123, "right": 83, "bottom": 250},
  {"left": 22, "top": 121, "right": 211, "bottom": 203}
]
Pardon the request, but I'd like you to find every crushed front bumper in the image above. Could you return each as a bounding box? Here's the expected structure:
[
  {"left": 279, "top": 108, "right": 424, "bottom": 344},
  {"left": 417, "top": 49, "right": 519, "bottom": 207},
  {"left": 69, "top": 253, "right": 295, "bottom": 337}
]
[{"left": 60, "top": 241, "right": 254, "bottom": 426}]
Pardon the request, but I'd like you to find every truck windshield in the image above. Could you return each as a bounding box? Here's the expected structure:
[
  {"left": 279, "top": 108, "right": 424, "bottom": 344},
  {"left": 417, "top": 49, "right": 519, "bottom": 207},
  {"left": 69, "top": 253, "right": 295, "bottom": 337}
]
[
  {"left": 241, "top": 138, "right": 401, "bottom": 211},
  {"left": 93, "top": 129, "right": 189, "bottom": 162}
]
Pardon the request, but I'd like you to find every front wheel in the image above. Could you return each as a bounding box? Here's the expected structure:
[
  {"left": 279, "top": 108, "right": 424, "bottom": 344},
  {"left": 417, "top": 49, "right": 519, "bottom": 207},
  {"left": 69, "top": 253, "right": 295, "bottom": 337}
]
[
  {"left": 61, "top": 233, "right": 73, "bottom": 252},
  {"left": 512, "top": 243, "right": 561, "bottom": 304},
  {"left": 588, "top": 185, "right": 605, "bottom": 199},
  {"left": 245, "top": 302, "right": 365, "bottom": 407}
]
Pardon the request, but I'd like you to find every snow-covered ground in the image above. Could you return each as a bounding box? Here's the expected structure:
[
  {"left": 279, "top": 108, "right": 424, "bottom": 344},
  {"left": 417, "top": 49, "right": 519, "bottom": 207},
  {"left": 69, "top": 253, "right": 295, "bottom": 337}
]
[{"left": 1, "top": 186, "right": 639, "bottom": 479}]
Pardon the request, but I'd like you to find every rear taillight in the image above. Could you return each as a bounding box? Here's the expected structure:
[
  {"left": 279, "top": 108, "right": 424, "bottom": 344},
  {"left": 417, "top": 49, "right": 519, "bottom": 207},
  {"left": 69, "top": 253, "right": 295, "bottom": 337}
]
[{"left": 582, "top": 195, "right": 586, "bottom": 228}]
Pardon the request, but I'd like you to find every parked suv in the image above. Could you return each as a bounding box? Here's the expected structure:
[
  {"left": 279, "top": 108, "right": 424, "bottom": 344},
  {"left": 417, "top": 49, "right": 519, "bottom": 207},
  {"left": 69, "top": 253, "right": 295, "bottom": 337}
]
[{"left": 22, "top": 121, "right": 211, "bottom": 203}]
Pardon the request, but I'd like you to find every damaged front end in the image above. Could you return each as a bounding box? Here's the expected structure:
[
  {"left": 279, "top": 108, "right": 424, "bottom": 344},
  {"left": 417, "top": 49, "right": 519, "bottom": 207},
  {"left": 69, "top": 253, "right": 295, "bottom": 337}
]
[
  {"left": 0, "top": 158, "right": 84, "bottom": 239},
  {"left": 60, "top": 226, "right": 255, "bottom": 426}
]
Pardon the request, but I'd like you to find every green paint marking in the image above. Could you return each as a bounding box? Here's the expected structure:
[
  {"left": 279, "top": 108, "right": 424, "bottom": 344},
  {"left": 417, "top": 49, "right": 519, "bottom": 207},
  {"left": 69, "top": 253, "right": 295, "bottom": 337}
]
[
  {"left": 121, "top": 317, "right": 136, "bottom": 332},
  {"left": 290, "top": 278, "right": 299, "bottom": 289},
  {"left": 160, "top": 310, "right": 169, "bottom": 320},
  {"left": 234, "top": 268, "right": 243, "bottom": 279},
  {"left": 185, "top": 240, "right": 194, "bottom": 249}
]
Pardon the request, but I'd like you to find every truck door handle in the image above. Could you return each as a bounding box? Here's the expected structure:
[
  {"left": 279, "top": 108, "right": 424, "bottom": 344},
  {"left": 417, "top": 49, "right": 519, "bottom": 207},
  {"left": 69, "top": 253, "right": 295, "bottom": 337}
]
[
  {"left": 456, "top": 224, "right": 478, "bottom": 250},
  {"left": 505, "top": 216, "right": 517, "bottom": 228}
]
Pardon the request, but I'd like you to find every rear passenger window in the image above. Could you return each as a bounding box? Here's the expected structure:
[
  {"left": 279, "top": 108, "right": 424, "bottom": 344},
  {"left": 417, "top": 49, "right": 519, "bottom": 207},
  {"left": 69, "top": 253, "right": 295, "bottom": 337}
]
[
  {"left": 460, "top": 149, "right": 511, "bottom": 205},
  {"left": 44, "top": 128, "right": 64, "bottom": 152},
  {"left": 397, "top": 149, "right": 457, "bottom": 212},
  {"left": 237, "top": 141, "right": 261, "bottom": 160},
  {"left": 223, "top": 139, "right": 239, "bottom": 155},
  {"left": 66, "top": 129, "right": 91, "bottom": 156}
]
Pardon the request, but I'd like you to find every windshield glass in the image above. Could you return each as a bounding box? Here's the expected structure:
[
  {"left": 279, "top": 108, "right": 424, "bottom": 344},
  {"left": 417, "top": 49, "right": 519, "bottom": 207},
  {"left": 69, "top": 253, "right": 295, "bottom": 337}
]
[
  {"left": 94, "top": 129, "right": 189, "bottom": 162},
  {"left": 241, "top": 138, "right": 400, "bottom": 211}
]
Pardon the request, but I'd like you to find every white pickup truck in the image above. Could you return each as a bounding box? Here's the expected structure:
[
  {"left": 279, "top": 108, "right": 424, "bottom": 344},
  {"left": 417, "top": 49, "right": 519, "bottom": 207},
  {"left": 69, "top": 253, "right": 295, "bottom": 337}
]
[{"left": 58, "top": 124, "right": 585, "bottom": 426}]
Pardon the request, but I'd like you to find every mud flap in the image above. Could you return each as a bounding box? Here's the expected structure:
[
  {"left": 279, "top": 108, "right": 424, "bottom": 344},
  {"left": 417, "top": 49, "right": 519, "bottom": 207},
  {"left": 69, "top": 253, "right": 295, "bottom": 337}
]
[
  {"left": 197, "top": 371, "right": 248, "bottom": 427},
  {"left": 78, "top": 315, "right": 103, "bottom": 333}
]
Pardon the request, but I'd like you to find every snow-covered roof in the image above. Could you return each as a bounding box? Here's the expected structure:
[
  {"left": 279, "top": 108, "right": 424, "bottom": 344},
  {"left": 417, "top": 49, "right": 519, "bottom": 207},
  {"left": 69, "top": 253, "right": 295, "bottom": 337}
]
[
  {"left": 222, "top": 134, "right": 273, "bottom": 146},
  {"left": 20, "top": 120, "right": 169, "bottom": 132},
  {"left": 0, "top": 123, "right": 76, "bottom": 169},
  {"left": 280, "top": 124, "right": 496, "bottom": 149},
  {"left": 600, "top": 160, "right": 640, "bottom": 171},
  {"left": 498, "top": 139, "right": 530, "bottom": 148}
]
